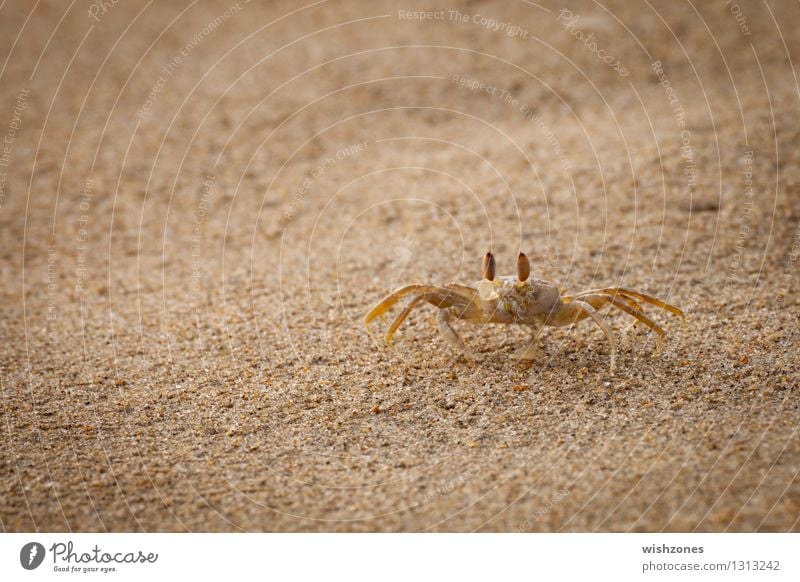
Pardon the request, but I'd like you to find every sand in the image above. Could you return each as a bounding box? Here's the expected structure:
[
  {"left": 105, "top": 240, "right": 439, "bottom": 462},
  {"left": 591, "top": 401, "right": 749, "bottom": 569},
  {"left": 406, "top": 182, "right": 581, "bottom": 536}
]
[{"left": 1, "top": 0, "right": 799, "bottom": 532}]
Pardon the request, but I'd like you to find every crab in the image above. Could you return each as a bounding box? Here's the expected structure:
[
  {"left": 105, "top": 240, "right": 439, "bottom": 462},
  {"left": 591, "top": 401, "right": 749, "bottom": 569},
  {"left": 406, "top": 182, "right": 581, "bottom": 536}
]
[{"left": 364, "top": 251, "right": 684, "bottom": 368}]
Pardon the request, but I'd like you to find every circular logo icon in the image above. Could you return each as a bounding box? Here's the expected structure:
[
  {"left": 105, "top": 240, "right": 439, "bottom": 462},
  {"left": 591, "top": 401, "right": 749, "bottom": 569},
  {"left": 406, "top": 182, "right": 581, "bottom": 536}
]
[{"left": 20, "top": 542, "right": 45, "bottom": 570}]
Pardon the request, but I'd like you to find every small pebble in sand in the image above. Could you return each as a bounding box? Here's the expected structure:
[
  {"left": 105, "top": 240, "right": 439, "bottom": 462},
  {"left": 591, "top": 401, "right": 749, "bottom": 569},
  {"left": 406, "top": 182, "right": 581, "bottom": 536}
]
[{"left": 686, "top": 198, "right": 721, "bottom": 212}]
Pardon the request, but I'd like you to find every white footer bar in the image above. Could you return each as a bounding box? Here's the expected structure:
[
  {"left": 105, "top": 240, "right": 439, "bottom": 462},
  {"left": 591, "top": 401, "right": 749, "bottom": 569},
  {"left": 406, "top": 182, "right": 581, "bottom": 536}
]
[{"left": 2, "top": 533, "right": 796, "bottom": 581}]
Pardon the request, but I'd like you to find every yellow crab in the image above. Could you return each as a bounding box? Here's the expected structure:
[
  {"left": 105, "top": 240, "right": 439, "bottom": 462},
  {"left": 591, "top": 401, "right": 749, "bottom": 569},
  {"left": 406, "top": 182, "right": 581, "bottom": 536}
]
[{"left": 364, "top": 252, "right": 684, "bottom": 368}]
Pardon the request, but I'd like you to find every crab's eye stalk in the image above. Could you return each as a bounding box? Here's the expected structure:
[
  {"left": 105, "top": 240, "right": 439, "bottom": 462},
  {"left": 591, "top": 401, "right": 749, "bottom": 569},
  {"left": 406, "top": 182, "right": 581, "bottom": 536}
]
[
  {"left": 482, "top": 251, "right": 496, "bottom": 281},
  {"left": 517, "top": 252, "right": 531, "bottom": 282}
]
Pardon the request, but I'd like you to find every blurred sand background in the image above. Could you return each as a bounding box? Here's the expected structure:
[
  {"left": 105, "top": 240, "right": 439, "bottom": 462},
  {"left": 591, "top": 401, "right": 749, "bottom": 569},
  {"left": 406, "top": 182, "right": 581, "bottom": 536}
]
[{"left": 1, "top": 0, "right": 799, "bottom": 532}]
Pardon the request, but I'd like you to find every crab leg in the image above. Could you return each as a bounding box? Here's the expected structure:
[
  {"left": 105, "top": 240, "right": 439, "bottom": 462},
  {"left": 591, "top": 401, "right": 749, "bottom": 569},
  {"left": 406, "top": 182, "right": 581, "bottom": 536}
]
[
  {"left": 548, "top": 299, "right": 617, "bottom": 370},
  {"left": 574, "top": 300, "right": 617, "bottom": 370},
  {"left": 385, "top": 295, "right": 424, "bottom": 343},
  {"left": 365, "top": 285, "right": 481, "bottom": 349},
  {"left": 605, "top": 295, "right": 665, "bottom": 341},
  {"left": 579, "top": 292, "right": 667, "bottom": 343},
  {"left": 383, "top": 293, "right": 477, "bottom": 355},
  {"left": 570, "top": 287, "right": 685, "bottom": 319},
  {"left": 364, "top": 284, "right": 478, "bottom": 327},
  {"left": 437, "top": 309, "right": 477, "bottom": 359},
  {"left": 573, "top": 291, "right": 642, "bottom": 312},
  {"left": 510, "top": 322, "right": 543, "bottom": 360},
  {"left": 381, "top": 290, "right": 475, "bottom": 344}
]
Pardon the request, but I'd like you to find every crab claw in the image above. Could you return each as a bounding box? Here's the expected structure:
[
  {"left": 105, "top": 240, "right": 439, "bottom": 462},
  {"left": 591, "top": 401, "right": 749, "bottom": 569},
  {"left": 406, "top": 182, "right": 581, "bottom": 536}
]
[
  {"left": 517, "top": 252, "right": 531, "bottom": 282},
  {"left": 482, "top": 251, "right": 496, "bottom": 281}
]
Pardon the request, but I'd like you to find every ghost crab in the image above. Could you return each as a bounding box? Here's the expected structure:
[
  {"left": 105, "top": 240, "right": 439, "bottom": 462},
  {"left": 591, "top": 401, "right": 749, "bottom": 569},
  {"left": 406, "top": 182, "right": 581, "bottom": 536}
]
[{"left": 364, "top": 251, "right": 684, "bottom": 369}]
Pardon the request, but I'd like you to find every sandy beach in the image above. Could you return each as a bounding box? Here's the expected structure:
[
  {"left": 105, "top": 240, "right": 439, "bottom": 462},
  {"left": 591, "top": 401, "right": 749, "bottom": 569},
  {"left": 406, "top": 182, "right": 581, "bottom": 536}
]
[{"left": 1, "top": 0, "right": 799, "bottom": 532}]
